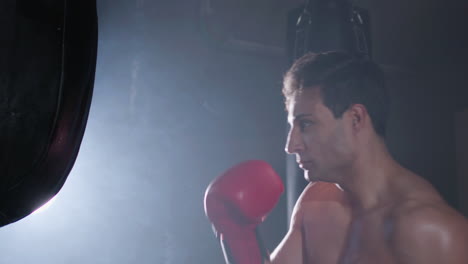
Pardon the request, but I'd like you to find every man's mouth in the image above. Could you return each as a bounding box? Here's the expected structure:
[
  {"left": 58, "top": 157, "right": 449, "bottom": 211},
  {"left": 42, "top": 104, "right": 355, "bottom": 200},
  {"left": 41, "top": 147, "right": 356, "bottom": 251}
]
[{"left": 298, "top": 161, "right": 313, "bottom": 169}]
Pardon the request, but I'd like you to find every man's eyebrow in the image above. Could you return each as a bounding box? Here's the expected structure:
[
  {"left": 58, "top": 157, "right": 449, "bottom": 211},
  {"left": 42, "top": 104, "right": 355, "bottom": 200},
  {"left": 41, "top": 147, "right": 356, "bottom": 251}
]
[{"left": 294, "top": 113, "right": 315, "bottom": 120}]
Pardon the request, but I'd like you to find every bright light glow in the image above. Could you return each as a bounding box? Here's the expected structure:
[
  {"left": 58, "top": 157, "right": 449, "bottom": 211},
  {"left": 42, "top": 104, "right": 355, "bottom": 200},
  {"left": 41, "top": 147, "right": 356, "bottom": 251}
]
[{"left": 32, "top": 196, "right": 57, "bottom": 215}]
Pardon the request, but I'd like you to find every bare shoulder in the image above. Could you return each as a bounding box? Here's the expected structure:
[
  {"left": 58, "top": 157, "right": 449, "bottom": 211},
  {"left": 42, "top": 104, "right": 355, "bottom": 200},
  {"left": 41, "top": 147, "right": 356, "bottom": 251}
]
[
  {"left": 291, "top": 182, "right": 349, "bottom": 228},
  {"left": 297, "top": 181, "right": 348, "bottom": 204},
  {"left": 271, "top": 182, "right": 345, "bottom": 264},
  {"left": 391, "top": 197, "right": 468, "bottom": 263},
  {"left": 393, "top": 198, "right": 468, "bottom": 240},
  {"left": 283, "top": 182, "right": 350, "bottom": 264}
]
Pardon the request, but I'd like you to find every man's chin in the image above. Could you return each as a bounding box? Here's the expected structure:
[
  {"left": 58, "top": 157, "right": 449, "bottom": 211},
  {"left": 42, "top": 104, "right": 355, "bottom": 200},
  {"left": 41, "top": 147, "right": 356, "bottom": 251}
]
[
  {"left": 304, "top": 169, "right": 330, "bottom": 183},
  {"left": 304, "top": 170, "right": 317, "bottom": 182},
  {"left": 305, "top": 170, "right": 342, "bottom": 185}
]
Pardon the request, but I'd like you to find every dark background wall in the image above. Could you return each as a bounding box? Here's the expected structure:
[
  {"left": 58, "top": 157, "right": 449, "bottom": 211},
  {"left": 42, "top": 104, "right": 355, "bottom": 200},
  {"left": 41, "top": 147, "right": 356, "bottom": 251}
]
[{"left": 0, "top": 0, "right": 467, "bottom": 263}]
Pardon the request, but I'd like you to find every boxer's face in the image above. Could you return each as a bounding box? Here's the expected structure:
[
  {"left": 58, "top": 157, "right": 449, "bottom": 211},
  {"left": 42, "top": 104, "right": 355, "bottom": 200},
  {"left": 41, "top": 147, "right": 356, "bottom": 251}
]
[{"left": 285, "top": 87, "right": 355, "bottom": 182}]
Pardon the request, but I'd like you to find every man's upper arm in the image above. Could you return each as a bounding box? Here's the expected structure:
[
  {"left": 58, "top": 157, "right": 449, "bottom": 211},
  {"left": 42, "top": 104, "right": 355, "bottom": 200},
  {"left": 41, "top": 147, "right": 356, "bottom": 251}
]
[
  {"left": 269, "top": 227, "right": 303, "bottom": 264},
  {"left": 269, "top": 182, "right": 347, "bottom": 264},
  {"left": 393, "top": 205, "right": 468, "bottom": 264},
  {"left": 269, "top": 183, "right": 310, "bottom": 264}
]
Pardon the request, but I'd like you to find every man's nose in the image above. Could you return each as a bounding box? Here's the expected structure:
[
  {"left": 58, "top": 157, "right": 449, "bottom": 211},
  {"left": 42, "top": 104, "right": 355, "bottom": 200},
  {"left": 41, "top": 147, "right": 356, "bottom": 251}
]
[{"left": 285, "top": 128, "right": 304, "bottom": 154}]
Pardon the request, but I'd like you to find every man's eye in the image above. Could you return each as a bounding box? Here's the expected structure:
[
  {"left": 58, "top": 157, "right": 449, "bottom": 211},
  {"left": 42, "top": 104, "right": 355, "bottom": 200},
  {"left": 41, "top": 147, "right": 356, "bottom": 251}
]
[{"left": 299, "top": 120, "right": 314, "bottom": 130}]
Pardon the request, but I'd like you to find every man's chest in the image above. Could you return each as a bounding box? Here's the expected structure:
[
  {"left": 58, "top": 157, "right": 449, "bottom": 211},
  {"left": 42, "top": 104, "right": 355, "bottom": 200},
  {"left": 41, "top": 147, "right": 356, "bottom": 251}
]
[
  {"left": 301, "top": 206, "right": 397, "bottom": 264},
  {"left": 338, "top": 213, "right": 397, "bottom": 264}
]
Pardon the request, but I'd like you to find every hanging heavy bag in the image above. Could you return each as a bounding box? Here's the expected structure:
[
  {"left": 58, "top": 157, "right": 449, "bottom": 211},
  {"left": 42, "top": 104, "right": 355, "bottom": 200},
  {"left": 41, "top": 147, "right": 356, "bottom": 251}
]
[{"left": 0, "top": 0, "right": 98, "bottom": 226}]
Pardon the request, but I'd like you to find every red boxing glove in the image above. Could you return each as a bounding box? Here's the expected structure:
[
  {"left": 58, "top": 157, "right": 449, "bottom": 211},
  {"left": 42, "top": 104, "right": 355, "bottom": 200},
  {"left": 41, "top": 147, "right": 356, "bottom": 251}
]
[{"left": 204, "top": 160, "right": 284, "bottom": 264}]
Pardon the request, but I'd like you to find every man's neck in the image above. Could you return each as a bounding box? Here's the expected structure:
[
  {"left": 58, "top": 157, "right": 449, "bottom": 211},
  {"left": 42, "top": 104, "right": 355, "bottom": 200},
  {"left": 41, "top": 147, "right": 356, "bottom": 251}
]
[{"left": 337, "top": 140, "right": 406, "bottom": 213}]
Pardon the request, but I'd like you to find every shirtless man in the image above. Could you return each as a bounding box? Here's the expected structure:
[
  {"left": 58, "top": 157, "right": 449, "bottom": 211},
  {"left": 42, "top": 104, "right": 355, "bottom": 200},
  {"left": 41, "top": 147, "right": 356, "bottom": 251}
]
[
  {"left": 204, "top": 51, "right": 468, "bottom": 264},
  {"left": 271, "top": 51, "right": 468, "bottom": 263}
]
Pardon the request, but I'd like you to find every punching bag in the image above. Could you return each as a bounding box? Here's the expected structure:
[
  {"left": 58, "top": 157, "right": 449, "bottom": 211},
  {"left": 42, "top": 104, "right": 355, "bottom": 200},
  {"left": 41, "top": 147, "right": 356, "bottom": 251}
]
[{"left": 0, "top": 0, "right": 98, "bottom": 226}]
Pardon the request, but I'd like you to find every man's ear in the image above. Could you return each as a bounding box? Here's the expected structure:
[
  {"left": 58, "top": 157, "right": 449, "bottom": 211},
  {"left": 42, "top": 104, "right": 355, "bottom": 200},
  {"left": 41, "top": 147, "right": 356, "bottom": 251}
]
[{"left": 347, "top": 104, "right": 368, "bottom": 132}]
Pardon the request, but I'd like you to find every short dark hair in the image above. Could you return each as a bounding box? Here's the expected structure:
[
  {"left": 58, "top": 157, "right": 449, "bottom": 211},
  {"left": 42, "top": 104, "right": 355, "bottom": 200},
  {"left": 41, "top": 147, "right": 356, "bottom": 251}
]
[{"left": 283, "top": 51, "right": 389, "bottom": 138}]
